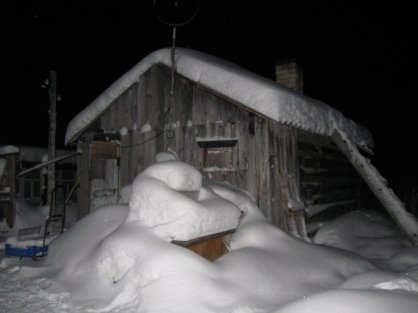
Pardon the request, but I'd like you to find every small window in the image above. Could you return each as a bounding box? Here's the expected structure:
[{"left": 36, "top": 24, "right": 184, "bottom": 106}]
[
  {"left": 198, "top": 138, "right": 237, "bottom": 181},
  {"left": 204, "top": 147, "right": 233, "bottom": 170}
]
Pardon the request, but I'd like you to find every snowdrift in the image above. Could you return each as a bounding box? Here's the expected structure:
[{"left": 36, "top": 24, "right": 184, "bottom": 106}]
[
  {"left": 127, "top": 161, "right": 241, "bottom": 241},
  {"left": 1, "top": 161, "right": 418, "bottom": 313}
]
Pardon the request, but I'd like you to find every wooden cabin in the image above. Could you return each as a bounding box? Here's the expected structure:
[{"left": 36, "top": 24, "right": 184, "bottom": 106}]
[{"left": 65, "top": 48, "right": 374, "bottom": 237}]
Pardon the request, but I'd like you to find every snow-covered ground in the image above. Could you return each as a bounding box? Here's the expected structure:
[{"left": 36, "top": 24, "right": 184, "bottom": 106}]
[
  {"left": 0, "top": 199, "right": 78, "bottom": 239},
  {"left": 1, "top": 161, "right": 418, "bottom": 313}
]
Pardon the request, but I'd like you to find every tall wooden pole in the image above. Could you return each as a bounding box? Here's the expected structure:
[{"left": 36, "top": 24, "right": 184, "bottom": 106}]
[
  {"left": 332, "top": 128, "right": 418, "bottom": 245},
  {"left": 47, "top": 70, "right": 57, "bottom": 209}
]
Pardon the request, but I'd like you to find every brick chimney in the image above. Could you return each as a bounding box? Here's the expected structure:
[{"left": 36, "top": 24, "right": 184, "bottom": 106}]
[{"left": 275, "top": 58, "right": 304, "bottom": 94}]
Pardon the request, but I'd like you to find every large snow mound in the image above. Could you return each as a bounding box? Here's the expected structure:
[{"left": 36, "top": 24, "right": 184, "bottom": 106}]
[
  {"left": 137, "top": 161, "right": 202, "bottom": 191},
  {"left": 272, "top": 289, "right": 418, "bottom": 313},
  {"left": 314, "top": 210, "right": 412, "bottom": 260},
  {"left": 10, "top": 187, "right": 374, "bottom": 312},
  {"left": 128, "top": 161, "right": 241, "bottom": 241},
  {"left": 1, "top": 162, "right": 418, "bottom": 313},
  {"left": 65, "top": 48, "right": 373, "bottom": 149}
]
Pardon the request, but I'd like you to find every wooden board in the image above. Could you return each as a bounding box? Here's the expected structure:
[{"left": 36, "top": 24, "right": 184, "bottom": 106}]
[
  {"left": 262, "top": 123, "right": 306, "bottom": 236},
  {"left": 90, "top": 141, "right": 118, "bottom": 160},
  {"left": 77, "top": 140, "right": 90, "bottom": 218},
  {"left": 173, "top": 230, "right": 234, "bottom": 262}
]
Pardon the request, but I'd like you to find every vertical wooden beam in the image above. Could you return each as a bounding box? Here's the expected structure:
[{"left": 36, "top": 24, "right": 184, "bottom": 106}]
[
  {"left": 276, "top": 124, "right": 307, "bottom": 238},
  {"left": 256, "top": 118, "right": 271, "bottom": 220},
  {"left": 0, "top": 152, "right": 17, "bottom": 227},
  {"left": 77, "top": 138, "right": 91, "bottom": 219},
  {"left": 48, "top": 70, "right": 57, "bottom": 208}
]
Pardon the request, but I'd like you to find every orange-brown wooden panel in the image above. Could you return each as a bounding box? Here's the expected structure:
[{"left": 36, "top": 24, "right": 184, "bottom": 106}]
[
  {"left": 90, "top": 141, "right": 117, "bottom": 160},
  {"left": 186, "top": 234, "right": 229, "bottom": 261},
  {"left": 172, "top": 231, "right": 234, "bottom": 262}
]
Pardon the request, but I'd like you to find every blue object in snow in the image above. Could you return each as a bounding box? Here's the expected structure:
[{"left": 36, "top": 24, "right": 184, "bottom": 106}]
[{"left": 5, "top": 243, "right": 48, "bottom": 259}]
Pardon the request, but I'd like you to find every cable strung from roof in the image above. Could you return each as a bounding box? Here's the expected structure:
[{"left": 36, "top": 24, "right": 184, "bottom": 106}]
[{"left": 153, "top": 0, "right": 200, "bottom": 139}]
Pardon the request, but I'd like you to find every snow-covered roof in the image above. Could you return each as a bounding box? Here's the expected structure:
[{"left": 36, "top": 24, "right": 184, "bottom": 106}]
[
  {"left": 0, "top": 145, "right": 77, "bottom": 164},
  {"left": 0, "top": 145, "right": 19, "bottom": 155},
  {"left": 65, "top": 48, "right": 373, "bottom": 149}
]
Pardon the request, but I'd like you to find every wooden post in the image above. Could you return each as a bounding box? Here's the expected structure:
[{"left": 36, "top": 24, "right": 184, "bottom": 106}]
[
  {"left": 47, "top": 70, "right": 57, "bottom": 209},
  {"left": 0, "top": 151, "right": 18, "bottom": 228},
  {"left": 332, "top": 128, "right": 418, "bottom": 245},
  {"left": 276, "top": 125, "right": 308, "bottom": 239}
]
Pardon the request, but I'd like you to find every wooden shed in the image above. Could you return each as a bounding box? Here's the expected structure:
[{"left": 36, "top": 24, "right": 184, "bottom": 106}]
[{"left": 65, "top": 48, "right": 375, "bottom": 238}]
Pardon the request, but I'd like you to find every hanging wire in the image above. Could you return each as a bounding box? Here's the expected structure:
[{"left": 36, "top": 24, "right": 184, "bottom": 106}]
[
  {"left": 153, "top": 0, "right": 199, "bottom": 139},
  {"left": 165, "top": 26, "right": 177, "bottom": 139},
  {"left": 120, "top": 130, "right": 167, "bottom": 149},
  {"left": 120, "top": 129, "right": 169, "bottom": 148}
]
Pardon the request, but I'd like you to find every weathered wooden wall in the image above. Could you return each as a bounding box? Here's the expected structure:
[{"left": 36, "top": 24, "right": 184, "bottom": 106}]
[
  {"left": 76, "top": 64, "right": 274, "bottom": 221},
  {"left": 96, "top": 65, "right": 267, "bottom": 196},
  {"left": 75, "top": 63, "right": 366, "bottom": 235},
  {"left": 297, "top": 130, "right": 362, "bottom": 222},
  {"left": 268, "top": 124, "right": 307, "bottom": 237}
]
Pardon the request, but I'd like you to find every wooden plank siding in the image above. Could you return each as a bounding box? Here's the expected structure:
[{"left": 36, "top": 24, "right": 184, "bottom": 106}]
[
  {"left": 77, "top": 138, "right": 91, "bottom": 219},
  {"left": 74, "top": 63, "right": 368, "bottom": 237},
  {"left": 268, "top": 124, "right": 306, "bottom": 237},
  {"left": 75, "top": 64, "right": 278, "bottom": 223},
  {"left": 297, "top": 130, "right": 362, "bottom": 221}
]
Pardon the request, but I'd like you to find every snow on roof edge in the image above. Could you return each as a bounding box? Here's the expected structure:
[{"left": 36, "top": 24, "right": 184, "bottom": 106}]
[{"left": 64, "top": 48, "right": 373, "bottom": 149}]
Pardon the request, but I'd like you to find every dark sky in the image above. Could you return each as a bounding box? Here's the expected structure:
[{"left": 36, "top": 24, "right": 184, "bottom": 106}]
[{"left": 2, "top": 1, "right": 418, "bottom": 178}]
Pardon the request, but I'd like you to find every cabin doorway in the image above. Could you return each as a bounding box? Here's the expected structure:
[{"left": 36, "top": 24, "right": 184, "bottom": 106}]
[{"left": 89, "top": 141, "right": 119, "bottom": 211}]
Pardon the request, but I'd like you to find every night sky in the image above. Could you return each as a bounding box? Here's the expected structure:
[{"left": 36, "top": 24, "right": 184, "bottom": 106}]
[{"left": 2, "top": 1, "right": 417, "bottom": 180}]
